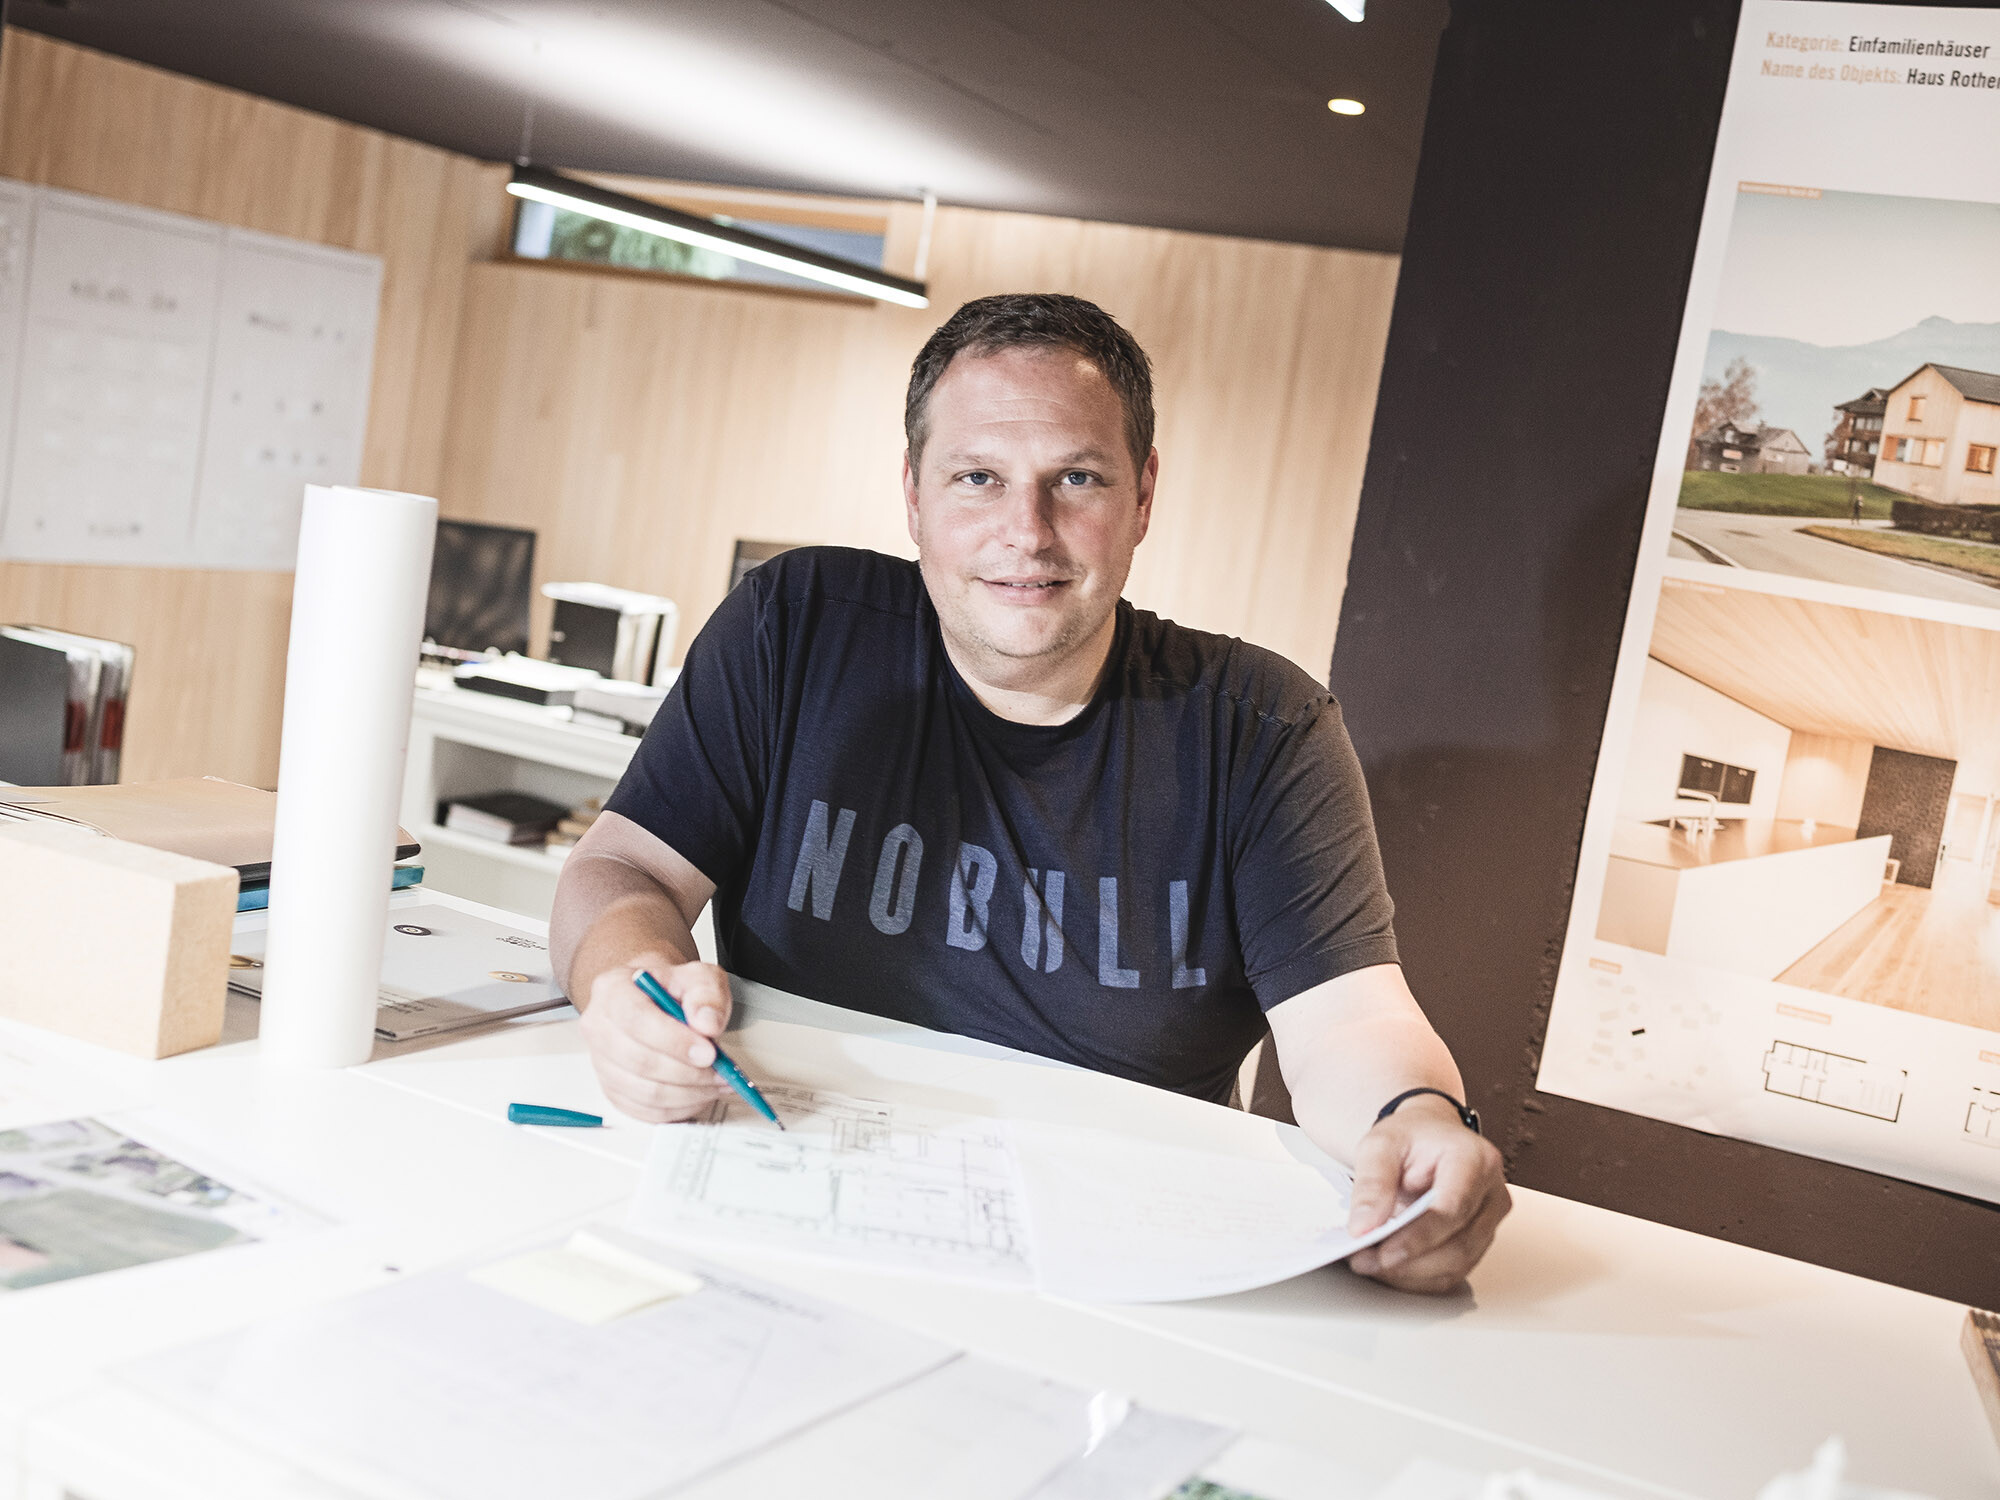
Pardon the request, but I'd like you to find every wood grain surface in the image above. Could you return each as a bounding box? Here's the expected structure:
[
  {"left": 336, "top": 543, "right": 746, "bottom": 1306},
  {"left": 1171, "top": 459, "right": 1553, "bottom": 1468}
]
[
  {"left": 436, "top": 196, "right": 1399, "bottom": 684},
  {"left": 5, "top": 28, "right": 1397, "bottom": 787},
  {"left": 0, "top": 30, "right": 496, "bottom": 786},
  {"left": 1648, "top": 577, "right": 2000, "bottom": 795}
]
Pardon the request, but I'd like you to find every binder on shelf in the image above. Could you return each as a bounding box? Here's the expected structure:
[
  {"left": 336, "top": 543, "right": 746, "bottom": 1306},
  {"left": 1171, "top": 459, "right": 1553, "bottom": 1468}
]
[
  {"left": 440, "top": 791, "right": 569, "bottom": 846},
  {"left": 0, "top": 625, "right": 133, "bottom": 785}
]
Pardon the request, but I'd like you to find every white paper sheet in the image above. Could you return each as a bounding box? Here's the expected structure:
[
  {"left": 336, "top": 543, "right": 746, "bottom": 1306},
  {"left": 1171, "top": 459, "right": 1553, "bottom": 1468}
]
[
  {"left": 231, "top": 895, "right": 568, "bottom": 1041},
  {"left": 1025, "top": 1396, "right": 1237, "bottom": 1499},
  {"left": 679, "top": 1354, "right": 1099, "bottom": 1500},
  {"left": 120, "top": 1238, "right": 956, "bottom": 1500},
  {"left": 631, "top": 1084, "right": 1037, "bottom": 1286},
  {"left": 1016, "top": 1122, "right": 1436, "bottom": 1303},
  {"left": 0, "top": 1030, "right": 140, "bottom": 1131},
  {"left": 631, "top": 1089, "right": 1434, "bottom": 1304},
  {"left": 678, "top": 1353, "right": 1235, "bottom": 1500}
]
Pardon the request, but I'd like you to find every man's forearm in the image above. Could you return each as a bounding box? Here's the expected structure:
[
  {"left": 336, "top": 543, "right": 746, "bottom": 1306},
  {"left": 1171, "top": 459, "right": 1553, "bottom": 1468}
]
[
  {"left": 549, "top": 853, "right": 701, "bottom": 1003},
  {"left": 1266, "top": 966, "right": 1466, "bottom": 1164},
  {"left": 1286, "top": 1012, "right": 1464, "bottom": 1163}
]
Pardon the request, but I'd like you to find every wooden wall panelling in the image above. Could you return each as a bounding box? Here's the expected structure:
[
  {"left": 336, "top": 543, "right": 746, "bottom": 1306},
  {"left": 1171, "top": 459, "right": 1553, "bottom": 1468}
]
[
  {"left": 440, "top": 195, "right": 1399, "bottom": 680},
  {"left": 0, "top": 30, "right": 493, "bottom": 785},
  {"left": 3, "top": 29, "right": 1398, "bottom": 784}
]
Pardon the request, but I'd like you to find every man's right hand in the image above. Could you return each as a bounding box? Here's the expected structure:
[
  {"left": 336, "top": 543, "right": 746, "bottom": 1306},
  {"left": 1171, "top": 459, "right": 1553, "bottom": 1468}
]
[{"left": 576, "top": 956, "right": 737, "bottom": 1123}]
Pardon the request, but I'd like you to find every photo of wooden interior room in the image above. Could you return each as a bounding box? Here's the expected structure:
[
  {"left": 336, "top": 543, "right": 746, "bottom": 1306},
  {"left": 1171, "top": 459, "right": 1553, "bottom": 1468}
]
[{"left": 1595, "top": 577, "right": 2000, "bottom": 1031}]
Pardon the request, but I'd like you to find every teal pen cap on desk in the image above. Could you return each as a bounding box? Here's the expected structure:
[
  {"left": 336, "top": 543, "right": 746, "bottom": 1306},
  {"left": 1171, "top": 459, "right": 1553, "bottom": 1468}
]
[
  {"left": 632, "top": 969, "right": 785, "bottom": 1130},
  {"left": 507, "top": 1103, "right": 603, "bottom": 1128}
]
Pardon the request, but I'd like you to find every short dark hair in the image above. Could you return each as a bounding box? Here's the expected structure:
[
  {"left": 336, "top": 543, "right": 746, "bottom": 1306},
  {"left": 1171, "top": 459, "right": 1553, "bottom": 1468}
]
[{"left": 904, "top": 293, "right": 1155, "bottom": 469}]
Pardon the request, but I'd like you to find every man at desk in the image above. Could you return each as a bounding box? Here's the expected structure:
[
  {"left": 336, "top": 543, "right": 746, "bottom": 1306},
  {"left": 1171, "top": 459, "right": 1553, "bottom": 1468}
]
[{"left": 551, "top": 294, "right": 1509, "bottom": 1294}]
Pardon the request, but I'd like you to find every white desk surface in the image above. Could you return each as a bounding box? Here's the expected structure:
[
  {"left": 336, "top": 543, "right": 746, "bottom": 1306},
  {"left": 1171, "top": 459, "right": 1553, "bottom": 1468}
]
[{"left": 1, "top": 892, "right": 1991, "bottom": 1500}]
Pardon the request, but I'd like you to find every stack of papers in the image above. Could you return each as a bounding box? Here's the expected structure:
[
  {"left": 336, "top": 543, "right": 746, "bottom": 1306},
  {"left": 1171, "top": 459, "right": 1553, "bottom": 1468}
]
[
  {"left": 120, "top": 1227, "right": 1234, "bottom": 1500},
  {"left": 631, "top": 1086, "right": 1434, "bottom": 1304},
  {"left": 454, "top": 653, "right": 601, "bottom": 707},
  {"left": 228, "top": 894, "right": 569, "bottom": 1042}
]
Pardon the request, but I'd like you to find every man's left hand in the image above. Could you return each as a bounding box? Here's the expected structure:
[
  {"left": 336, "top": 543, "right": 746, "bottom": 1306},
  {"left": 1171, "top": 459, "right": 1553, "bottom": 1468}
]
[{"left": 1344, "top": 1095, "right": 1510, "bottom": 1294}]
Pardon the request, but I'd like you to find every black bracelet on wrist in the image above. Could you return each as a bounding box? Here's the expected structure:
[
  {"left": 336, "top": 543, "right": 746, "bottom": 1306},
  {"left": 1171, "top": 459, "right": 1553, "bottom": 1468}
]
[{"left": 1375, "top": 1086, "right": 1481, "bottom": 1136}]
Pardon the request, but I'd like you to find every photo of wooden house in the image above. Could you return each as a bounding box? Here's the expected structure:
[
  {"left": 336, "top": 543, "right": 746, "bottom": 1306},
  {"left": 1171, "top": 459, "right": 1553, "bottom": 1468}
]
[{"left": 1871, "top": 363, "right": 2000, "bottom": 508}]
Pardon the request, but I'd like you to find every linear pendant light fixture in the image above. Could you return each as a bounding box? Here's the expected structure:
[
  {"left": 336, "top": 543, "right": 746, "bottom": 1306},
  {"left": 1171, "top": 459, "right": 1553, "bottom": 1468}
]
[{"left": 506, "top": 164, "right": 929, "bottom": 308}]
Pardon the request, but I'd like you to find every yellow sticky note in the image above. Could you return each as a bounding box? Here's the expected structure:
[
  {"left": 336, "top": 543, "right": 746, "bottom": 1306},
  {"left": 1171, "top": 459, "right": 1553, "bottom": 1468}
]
[{"left": 468, "top": 1237, "right": 702, "bottom": 1325}]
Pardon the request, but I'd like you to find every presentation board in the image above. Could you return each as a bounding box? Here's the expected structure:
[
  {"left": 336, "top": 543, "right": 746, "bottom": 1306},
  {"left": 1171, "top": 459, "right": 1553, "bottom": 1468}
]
[
  {"left": 0, "top": 180, "right": 32, "bottom": 518},
  {"left": 1536, "top": 1, "right": 2000, "bottom": 1207},
  {"left": 0, "top": 181, "right": 381, "bottom": 572}
]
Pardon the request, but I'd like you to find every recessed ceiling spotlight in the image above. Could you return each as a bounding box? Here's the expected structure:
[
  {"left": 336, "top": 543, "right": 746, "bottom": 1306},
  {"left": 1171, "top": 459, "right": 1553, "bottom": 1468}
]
[
  {"left": 1324, "top": 0, "right": 1365, "bottom": 19},
  {"left": 1327, "top": 98, "right": 1366, "bottom": 116}
]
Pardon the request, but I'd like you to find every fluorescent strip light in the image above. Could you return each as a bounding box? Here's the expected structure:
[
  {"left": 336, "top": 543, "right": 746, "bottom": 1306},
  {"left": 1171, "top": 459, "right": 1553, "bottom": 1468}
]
[{"left": 506, "top": 165, "right": 929, "bottom": 308}]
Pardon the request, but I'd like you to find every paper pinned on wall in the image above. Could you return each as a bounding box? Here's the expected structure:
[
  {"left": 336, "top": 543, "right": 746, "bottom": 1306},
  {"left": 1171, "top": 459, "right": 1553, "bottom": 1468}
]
[{"left": 0, "top": 177, "right": 381, "bottom": 572}]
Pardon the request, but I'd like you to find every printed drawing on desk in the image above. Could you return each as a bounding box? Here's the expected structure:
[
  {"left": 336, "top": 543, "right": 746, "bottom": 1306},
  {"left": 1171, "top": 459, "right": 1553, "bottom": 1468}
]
[
  {"left": 0, "top": 1116, "right": 315, "bottom": 1292},
  {"left": 631, "top": 1085, "right": 1035, "bottom": 1287},
  {"left": 630, "top": 1086, "right": 1437, "bottom": 1302}
]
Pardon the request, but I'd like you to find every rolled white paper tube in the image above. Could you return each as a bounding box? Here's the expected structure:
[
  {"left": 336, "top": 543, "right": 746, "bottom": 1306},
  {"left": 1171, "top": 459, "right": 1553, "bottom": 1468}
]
[{"left": 259, "top": 485, "right": 437, "bottom": 1068}]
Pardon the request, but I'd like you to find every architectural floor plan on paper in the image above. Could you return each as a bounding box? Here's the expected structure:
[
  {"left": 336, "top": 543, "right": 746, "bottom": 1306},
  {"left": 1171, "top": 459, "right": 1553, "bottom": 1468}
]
[
  {"left": 1966, "top": 1087, "right": 2000, "bottom": 1147},
  {"left": 637, "top": 1086, "right": 1034, "bottom": 1285},
  {"left": 1761, "top": 1041, "right": 1906, "bottom": 1123}
]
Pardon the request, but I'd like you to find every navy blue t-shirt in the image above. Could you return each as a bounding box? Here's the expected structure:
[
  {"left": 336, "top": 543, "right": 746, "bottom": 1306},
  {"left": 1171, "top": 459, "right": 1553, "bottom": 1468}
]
[{"left": 604, "top": 547, "right": 1398, "bottom": 1103}]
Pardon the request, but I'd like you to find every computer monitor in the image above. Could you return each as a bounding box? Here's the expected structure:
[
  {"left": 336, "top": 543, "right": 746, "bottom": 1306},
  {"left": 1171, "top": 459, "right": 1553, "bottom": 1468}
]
[
  {"left": 729, "top": 539, "right": 802, "bottom": 593},
  {"left": 425, "top": 521, "right": 536, "bottom": 659}
]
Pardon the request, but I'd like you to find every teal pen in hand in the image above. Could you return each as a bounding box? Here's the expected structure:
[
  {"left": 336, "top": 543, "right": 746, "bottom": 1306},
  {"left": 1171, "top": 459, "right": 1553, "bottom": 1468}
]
[{"left": 633, "top": 969, "right": 785, "bottom": 1130}]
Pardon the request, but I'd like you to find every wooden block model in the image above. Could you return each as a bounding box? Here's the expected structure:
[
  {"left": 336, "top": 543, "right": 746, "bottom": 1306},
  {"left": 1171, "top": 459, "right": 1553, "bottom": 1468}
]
[{"left": 0, "top": 819, "right": 237, "bottom": 1058}]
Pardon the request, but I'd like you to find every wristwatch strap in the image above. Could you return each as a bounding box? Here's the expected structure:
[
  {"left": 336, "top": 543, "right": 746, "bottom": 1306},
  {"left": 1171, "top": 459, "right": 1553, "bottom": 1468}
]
[{"left": 1376, "top": 1086, "right": 1481, "bottom": 1136}]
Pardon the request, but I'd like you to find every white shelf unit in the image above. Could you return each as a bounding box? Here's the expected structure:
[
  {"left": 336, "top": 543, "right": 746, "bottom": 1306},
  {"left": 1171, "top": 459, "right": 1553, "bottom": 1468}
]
[{"left": 401, "top": 679, "right": 638, "bottom": 922}]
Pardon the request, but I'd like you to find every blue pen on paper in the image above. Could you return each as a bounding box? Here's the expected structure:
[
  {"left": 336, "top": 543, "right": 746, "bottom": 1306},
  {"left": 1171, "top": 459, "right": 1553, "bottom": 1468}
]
[
  {"left": 507, "top": 1102, "right": 604, "bottom": 1127},
  {"left": 632, "top": 969, "right": 785, "bottom": 1130}
]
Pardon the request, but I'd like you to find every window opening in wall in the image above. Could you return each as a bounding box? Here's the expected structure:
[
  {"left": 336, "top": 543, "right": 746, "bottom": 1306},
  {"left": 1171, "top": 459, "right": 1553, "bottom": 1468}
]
[
  {"left": 1908, "top": 393, "right": 1927, "bottom": 420},
  {"left": 1969, "top": 444, "right": 1997, "bottom": 476},
  {"left": 512, "top": 196, "right": 887, "bottom": 297}
]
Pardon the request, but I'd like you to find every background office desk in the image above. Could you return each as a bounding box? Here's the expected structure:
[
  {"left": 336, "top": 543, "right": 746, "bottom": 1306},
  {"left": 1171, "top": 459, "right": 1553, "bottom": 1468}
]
[{"left": 2, "top": 895, "right": 1992, "bottom": 1500}]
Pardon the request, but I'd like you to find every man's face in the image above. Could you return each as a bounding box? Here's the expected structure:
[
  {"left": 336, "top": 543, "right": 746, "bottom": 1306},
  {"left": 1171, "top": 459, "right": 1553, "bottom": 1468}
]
[{"left": 903, "top": 346, "right": 1157, "bottom": 688}]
